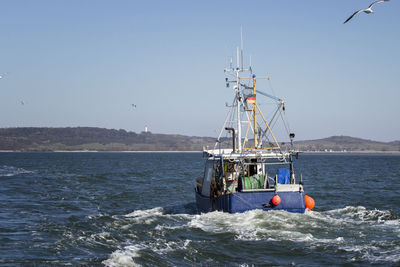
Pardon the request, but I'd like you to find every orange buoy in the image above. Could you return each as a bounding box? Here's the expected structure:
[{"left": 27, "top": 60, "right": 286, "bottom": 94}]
[
  {"left": 304, "top": 195, "right": 315, "bottom": 210},
  {"left": 271, "top": 195, "right": 281, "bottom": 206}
]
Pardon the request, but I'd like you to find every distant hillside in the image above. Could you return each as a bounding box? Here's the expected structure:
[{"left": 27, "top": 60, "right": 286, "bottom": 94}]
[
  {"left": 0, "top": 128, "right": 398, "bottom": 152},
  {"left": 294, "top": 136, "right": 400, "bottom": 152},
  {"left": 0, "top": 127, "right": 219, "bottom": 152}
]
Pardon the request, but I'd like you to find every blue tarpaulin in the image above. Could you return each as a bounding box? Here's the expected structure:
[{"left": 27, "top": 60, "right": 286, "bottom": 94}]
[{"left": 277, "top": 168, "right": 290, "bottom": 184}]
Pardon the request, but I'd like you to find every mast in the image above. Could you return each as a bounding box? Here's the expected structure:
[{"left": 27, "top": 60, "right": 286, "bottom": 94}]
[
  {"left": 234, "top": 44, "right": 243, "bottom": 153},
  {"left": 237, "top": 29, "right": 244, "bottom": 152},
  {"left": 252, "top": 76, "right": 257, "bottom": 148},
  {"left": 220, "top": 30, "right": 251, "bottom": 153},
  {"left": 214, "top": 31, "right": 292, "bottom": 157},
  {"left": 236, "top": 69, "right": 242, "bottom": 152},
  {"left": 241, "top": 75, "right": 281, "bottom": 151}
]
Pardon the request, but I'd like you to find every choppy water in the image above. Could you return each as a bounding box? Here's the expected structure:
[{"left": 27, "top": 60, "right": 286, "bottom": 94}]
[{"left": 0, "top": 152, "right": 399, "bottom": 266}]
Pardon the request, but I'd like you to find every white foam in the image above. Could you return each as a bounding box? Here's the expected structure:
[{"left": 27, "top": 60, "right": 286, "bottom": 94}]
[
  {"left": 340, "top": 243, "right": 400, "bottom": 263},
  {"left": 103, "top": 244, "right": 142, "bottom": 267},
  {"left": 384, "top": 219, "right": 400, "bottom": 228},
  {"left": 187, "top": 208, "right": 394, "bottom": 246},
  {"left": 154, "top": 224, "right": 183, "bottom": 232},
  {"left": 125, "top": 207, "right": 164, "bottom": 224},
  {"left": 187, "top": 209, "right": 324, "bottom": 242},
  {"left": 0, "top": 165, "right": 34, "bottom": 177},
  {"left": 362, "top": 246, "right": 400, "bottom": 263},
  {"left": 103, "top": 208, "right": 198, "bottom": 266},
  {"left": 125, "top": 207, "right": 164, "bottom": 217},
  {"left": 104, "top": 206, "right": 400, "bottom": 265},
  {"left": 103, "top": 238, "right": 193, "bottom": 267},
  {"left": 152, "top": 239, "right": 190, "bottom": 254},
  {"left": 305, "top": 206, "right": 400, "bottom": 230},
  {"left": 326, "top": 206, "right": 392, "bottom": 221}
]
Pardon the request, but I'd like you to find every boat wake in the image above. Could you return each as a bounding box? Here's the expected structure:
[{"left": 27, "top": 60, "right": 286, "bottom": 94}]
[{"left": 102, "top": 206, "right": 400, "bottom": 266}]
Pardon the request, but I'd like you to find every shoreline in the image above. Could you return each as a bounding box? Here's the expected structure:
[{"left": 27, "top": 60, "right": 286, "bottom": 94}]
[
  {"left": 0, "top": 150, "right": 202, "bottom": 153},
  {"left": 300, "top": 151, "right": 400, "bottom": 155},
  {"left": 0, "top": 150, "right": 399, "bottom": 154}
]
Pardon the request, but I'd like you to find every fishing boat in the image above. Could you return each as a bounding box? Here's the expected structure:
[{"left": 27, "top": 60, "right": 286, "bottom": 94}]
[{"left": 194, "top": 44, "right": 314, "bottom": 214}]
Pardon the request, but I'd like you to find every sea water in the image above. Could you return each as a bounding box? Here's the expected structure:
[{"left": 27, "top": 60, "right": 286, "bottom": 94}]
[{"left": 0, "top": 152, "right": 399, "bottom": 266}]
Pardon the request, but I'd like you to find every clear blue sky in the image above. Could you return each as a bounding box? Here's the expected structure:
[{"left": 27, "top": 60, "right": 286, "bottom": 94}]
[{"left": 0, "top": 0, "right": 399, "bottom": 141}]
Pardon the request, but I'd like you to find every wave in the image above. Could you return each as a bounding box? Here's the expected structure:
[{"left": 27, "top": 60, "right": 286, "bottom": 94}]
[
  {"left": 0, "top": 165, "right": 34, "bottom": 177},
  {"left": 103, "top": 206, "right": 400, "bottom": 266},
  {"left": 124, "top": 207, "right": 165, "bottom": 224},
  {"left": 103, "top": 244, "right": 142, "bottom": 267},
  {"left": 325, "top": 206, "right": 399, "bottom": 221}
]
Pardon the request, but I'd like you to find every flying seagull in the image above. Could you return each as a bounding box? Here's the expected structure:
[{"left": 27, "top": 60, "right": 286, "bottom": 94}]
[{"left": 344, "top": 0, "right": 389, "bottom": 24}]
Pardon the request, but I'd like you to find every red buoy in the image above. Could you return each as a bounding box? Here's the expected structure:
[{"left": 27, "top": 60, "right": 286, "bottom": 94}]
[
  {"left": 271, "top": 195, "right": 281, "bottom": 206},
  {"left": 304, "top": 195, "right": 315, "bottom": 210}
]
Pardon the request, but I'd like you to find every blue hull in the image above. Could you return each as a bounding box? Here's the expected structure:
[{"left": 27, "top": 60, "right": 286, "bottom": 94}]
[{"left": 195, "top": 190, "right": 305, "bottom": 214}]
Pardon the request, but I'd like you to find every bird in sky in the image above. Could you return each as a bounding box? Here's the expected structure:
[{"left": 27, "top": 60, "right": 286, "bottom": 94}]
[
  {"left": 131, "top": 104, "right": 136, "bottom": 108},
  {"left": 20, "top": 100, "right": 25, "bottom": 105},
  {"left": 344, "top": 0, "right": 389, "bottom": 24}
]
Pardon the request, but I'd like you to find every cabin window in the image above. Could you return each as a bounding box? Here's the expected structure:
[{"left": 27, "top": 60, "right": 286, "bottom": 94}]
[
  {"left": 224, "top": 162, "right": 238, "bottom": 181},
  {"left": 201, "top": 160, "right": 214, "bottom": 196}
]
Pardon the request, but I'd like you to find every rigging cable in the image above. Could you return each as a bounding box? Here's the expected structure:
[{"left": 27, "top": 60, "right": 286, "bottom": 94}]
[{"left": 267, "top": 77, "right": 293, "bottom": 140}]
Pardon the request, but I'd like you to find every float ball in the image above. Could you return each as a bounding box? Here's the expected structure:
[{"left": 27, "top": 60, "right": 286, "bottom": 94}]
[
  {"left": 271, "top": 195, "right": 281, "bottom": 206},
  {"left": 304, "top": 195, "right": 315, "bottom": 210}
]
